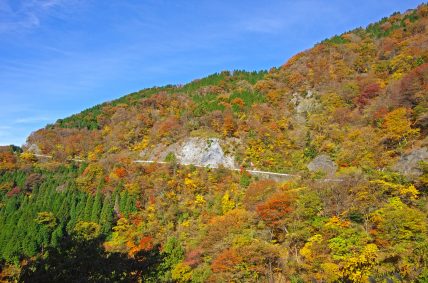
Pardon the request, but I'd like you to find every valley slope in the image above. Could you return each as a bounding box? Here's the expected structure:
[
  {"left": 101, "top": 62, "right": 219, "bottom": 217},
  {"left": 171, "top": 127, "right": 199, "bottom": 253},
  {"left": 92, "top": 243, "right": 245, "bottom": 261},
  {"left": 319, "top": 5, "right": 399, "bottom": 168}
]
[{"left": 1, "top": 4, "right": 428, "bottom": 282}]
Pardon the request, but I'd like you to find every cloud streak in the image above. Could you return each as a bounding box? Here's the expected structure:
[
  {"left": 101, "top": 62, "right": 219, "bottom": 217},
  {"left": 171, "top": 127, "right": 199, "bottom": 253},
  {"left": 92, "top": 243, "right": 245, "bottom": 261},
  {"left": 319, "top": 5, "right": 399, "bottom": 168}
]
[
  {"left": 14, "top": 116, "right": 51, "bottom": 124},
  {"left": 0, "top": 0, "right": 68, "bottom": 33}
]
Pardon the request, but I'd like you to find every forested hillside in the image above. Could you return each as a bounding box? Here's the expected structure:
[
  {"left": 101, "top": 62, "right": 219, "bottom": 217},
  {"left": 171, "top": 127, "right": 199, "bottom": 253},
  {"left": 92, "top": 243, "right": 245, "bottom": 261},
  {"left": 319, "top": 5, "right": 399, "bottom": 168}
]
[{"left": 1, "top": 4, "right": 428, "bottom": 282}]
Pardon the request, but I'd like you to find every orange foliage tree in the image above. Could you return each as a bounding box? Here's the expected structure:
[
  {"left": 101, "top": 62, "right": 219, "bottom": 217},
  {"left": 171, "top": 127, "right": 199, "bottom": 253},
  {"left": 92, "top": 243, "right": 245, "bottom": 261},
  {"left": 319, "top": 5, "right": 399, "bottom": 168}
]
[{"left": 256, "top": 192, "right": 293, "bottom": 237}]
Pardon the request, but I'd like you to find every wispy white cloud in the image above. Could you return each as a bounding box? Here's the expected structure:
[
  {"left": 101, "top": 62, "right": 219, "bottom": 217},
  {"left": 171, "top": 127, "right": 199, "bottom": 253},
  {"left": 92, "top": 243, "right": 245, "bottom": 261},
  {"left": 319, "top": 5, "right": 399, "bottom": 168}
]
[
  {"left": 0, "top": 0, "right": 68, "bottom": 33},
  {"left": 14, "top": 116, "right": 51, "bottom": 124}
]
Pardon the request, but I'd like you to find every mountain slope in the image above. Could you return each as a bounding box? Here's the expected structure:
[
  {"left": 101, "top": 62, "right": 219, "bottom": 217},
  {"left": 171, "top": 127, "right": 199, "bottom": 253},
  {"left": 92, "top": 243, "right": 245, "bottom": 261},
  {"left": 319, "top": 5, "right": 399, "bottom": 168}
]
[
  {"left": 26, "top": 5, "right": 428, "bottom": 174},
  {"left": 1, "top": 4, "right": 428, "bottom": 282}
]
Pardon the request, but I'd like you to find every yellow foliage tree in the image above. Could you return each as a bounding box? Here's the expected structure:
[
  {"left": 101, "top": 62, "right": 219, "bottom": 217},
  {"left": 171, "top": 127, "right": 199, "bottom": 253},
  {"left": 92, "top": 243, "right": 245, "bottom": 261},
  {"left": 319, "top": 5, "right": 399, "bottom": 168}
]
[
  {"left": 382, "top": 108, "right": 419, "bottom": 146},
  {"left": 300, "top": 234, "right": 323, "bottom": 262},
  {"left": 221, "top": 191, "right": 236, "bottom": 214},
  {"left": 20, "top": 151, "right": 37, "bottom": 162},
  {"left": 171, "top": 262, "right": 192, "bottom": 283},
  {"left": 340, "top": 244, "right": 378, "bottom": 282}
]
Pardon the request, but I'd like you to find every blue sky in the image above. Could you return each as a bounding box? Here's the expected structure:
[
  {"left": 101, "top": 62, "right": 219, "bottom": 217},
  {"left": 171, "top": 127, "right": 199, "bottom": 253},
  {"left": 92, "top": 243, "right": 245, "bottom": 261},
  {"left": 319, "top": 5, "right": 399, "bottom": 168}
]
[{"left": 0, "top": 0, "right": 424, "bottom": 146}]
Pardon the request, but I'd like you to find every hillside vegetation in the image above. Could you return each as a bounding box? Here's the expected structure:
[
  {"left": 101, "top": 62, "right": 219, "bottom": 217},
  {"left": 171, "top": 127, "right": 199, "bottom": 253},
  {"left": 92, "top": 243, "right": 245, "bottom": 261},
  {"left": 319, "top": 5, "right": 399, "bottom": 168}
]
[{"left": 1, "top": 4, "right": 428, "bottom": 282}]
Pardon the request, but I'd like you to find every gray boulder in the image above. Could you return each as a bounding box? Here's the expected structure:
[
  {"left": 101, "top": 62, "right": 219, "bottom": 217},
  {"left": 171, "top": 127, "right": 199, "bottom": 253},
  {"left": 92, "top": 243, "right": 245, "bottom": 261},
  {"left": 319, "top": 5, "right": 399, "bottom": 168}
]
[
  {"left": 308, "top": 154, "right": 337, "bottom": 176},
  {"left": 394, "top": 147, "right": 428, "bottom": 178}
]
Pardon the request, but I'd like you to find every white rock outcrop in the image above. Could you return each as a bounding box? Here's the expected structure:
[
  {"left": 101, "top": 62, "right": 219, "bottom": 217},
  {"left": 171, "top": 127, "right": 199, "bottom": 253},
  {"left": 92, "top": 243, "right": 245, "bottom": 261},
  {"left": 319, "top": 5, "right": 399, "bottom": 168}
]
[
  {"left": 176, "top": 138, "right": 235, "bottom": 169},
  {"left": 140, "top": 137, "right": 236, "bottom": 169}
]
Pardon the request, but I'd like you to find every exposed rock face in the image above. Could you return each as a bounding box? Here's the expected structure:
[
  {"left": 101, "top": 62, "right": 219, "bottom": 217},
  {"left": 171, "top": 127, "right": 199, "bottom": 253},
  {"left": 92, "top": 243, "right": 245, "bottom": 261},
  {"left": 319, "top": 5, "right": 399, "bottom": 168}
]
[
  {"left": 291, "top": 90, "right": 320, "bottom": 114},
  {"left": 176, "top": 138, "right": 235, "bottom": 168},
  {"left": 141, "top": 138, "right": 236, "bottom": 169},
  {"left": 290, "top": 90, "right": 321, "bottom": 125},
  {"left": 27, "top": 144, "right": 42, "bottom": 155},
  {"left": 307, "top": 154, "right": 337, "bottom": 176},
  {"left": 394, "top": 147, "right": 428, "bottom": 178}
]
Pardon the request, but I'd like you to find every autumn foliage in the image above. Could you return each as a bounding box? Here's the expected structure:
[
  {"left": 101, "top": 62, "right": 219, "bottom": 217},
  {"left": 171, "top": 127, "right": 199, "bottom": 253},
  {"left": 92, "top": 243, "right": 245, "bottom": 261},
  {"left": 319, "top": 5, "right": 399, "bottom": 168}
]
[
  {"left": 256, "top": 192, "right": 293, "bottom": 229},
  {"left": 2, "top": 3, "right": 428, "bottom": 283}
]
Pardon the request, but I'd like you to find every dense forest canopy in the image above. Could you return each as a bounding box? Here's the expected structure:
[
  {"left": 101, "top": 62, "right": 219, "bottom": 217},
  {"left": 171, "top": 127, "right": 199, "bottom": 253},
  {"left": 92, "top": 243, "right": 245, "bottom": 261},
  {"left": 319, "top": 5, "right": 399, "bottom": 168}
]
[{"left": 1, "top": 4, "right": 428, "bottom": 282}]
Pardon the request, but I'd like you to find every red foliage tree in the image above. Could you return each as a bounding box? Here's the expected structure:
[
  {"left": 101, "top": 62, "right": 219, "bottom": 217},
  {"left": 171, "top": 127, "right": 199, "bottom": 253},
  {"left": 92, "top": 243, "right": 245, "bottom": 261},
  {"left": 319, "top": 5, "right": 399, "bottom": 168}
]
[
  {"left": 356, "top": 82, "right": 381, "bottom": 107},
  {"left": 244, "top": 179, "right": 277, "bottom": 210},
  {"left": 256, "top": 192, "right": 293, "bottom": 230},
  {"left": 211, "top": 248, "right": 242, "bottom": 273},
  {"left": 153, "top": 116, "right": 181, "bottom": 140},
  {"left": 0, "top": 151, "right": 17, "bottom": 170},
  {"left": 400, "top": 63, "right": 428, "bottom": 105},
  {"left": 113, "top": 167, "right": 127, "bottom": 178}
]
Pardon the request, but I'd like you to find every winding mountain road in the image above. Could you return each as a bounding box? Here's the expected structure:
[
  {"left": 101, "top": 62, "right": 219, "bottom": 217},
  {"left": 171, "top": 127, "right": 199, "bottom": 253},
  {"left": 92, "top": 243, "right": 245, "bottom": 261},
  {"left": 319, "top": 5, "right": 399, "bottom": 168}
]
[{"left": 32, "top": 154, "right": 342, "bottom": 182}]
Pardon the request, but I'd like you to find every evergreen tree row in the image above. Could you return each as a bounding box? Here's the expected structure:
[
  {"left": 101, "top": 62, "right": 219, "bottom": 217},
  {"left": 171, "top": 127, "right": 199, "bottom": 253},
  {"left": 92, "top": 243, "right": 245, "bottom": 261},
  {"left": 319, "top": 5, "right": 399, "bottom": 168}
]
[{"left": 0, "top": 165, "right": 136, "bottom": 263}]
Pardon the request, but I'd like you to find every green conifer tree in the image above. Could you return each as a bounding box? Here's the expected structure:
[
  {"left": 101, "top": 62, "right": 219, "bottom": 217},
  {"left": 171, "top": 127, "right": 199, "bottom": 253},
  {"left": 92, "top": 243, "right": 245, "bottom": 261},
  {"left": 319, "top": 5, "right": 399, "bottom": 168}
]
[
  {"left": 83, "top": 195, "right": 94, "bottom": 221},
  {"left": 99, "top": 196, "right": 113, "bottom": 234},
  {"left": 90, "top": 189, "right": 102, "bottom": 222}
]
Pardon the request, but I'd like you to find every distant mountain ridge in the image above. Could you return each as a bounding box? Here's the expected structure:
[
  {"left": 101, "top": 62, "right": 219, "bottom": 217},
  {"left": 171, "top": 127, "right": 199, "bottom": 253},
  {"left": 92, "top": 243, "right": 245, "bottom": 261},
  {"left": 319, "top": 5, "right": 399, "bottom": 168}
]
[{"left": 25, "top": 4, "right": 428, "bottom": 176}]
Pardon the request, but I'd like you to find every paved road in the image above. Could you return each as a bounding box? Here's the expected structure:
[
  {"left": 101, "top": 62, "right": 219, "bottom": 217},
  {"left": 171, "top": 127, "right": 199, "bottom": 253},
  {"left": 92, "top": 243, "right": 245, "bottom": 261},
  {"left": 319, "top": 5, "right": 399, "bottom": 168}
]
[
  {"left": 32, "top": 154, "right": 341, "bottom": 182},
  {"left": 133, "top": 159, "right": 298, "bottom": 181}
]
